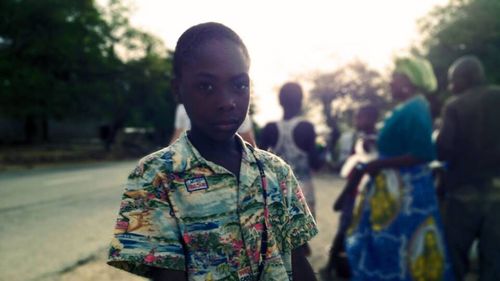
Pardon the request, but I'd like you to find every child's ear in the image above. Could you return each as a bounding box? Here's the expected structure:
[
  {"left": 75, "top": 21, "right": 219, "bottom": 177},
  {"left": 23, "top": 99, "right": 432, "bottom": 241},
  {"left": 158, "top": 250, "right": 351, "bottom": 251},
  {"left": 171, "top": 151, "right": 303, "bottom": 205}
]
[{"left": 171, "top": 77, "right": 182, "bottom": 103}]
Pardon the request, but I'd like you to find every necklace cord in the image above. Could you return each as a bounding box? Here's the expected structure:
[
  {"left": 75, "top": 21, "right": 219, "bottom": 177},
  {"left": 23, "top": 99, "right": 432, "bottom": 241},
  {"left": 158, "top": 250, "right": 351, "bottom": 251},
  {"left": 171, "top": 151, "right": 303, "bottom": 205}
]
[{"left": 248, "top": 145, "right": 269, "bottom": 280}]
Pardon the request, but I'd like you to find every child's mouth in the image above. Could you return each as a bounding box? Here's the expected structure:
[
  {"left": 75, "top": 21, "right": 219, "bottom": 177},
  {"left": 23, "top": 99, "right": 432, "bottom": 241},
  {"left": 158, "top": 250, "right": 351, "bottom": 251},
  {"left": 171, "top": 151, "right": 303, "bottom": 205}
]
[{"left": 213, "top": 120, "right": 239, "bottom": 131}]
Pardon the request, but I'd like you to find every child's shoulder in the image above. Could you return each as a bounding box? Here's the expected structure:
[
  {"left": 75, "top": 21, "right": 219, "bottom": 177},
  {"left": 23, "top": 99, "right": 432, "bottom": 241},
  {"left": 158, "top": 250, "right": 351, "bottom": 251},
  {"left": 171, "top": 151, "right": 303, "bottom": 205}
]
[
  {"left": 251, "top": 146, "right": 292, "bottom": 175},
  {"left": 133, "top": 140, "right": 192, "bottom": 176}
]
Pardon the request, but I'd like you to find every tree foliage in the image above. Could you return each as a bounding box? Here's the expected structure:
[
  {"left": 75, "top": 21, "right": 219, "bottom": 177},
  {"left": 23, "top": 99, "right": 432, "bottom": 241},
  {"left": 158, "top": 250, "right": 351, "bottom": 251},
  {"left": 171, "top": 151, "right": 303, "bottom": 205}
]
[
  {"left": 310, "top": 61, "right": 387, "bottom": 134},
  {"left": 418, "top": 0, "right": 500, "bottom": 91},
  {"left": 0, "top": 0, "right": 175, "bottom": 146},
  {"left": 0, "top": 0, "right": 110, "bottom": 141},
  {"left": 308, "top": 60, "right": 387, "bottom": 161}
]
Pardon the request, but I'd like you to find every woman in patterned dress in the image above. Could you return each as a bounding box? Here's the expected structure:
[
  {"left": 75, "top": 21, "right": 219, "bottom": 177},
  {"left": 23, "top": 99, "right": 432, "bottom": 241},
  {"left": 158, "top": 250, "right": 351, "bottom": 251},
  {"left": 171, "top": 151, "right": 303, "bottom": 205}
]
[{"left": 345, "top": 57, "right": 455, "bottom": 281}]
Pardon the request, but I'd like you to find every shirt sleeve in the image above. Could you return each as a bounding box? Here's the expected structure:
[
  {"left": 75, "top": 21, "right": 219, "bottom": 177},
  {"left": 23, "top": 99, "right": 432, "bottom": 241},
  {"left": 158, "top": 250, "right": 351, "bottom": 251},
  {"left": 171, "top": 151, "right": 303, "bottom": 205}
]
[
  {"left": 107, "top": 163, "right": 185, "bottom": 276},
  {"left": 174, "top": 104, "right": 191, "bottom": 130},
  {"left": 281, "top": 166, "right": 318, "bottom": 250}
]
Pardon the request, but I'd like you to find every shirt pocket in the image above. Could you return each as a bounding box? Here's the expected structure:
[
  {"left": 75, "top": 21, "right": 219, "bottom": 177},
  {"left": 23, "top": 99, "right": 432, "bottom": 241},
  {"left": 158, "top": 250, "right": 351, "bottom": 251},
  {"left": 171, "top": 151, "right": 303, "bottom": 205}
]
[
  {"left": 168, "top": 173, "right": 237, "bottom": 219},
  {"left": 180, "top": 214, "right": 243, "bottom": 280}
]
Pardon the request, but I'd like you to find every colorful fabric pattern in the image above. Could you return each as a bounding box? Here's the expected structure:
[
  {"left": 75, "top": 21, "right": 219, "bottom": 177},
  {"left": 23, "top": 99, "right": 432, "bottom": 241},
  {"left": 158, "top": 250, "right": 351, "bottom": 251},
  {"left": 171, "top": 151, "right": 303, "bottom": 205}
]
[
  {"left": 107, "top": 133, "right": 318, "bottom": 280},
  {"left": 298, "top": 180, "right": 315, "bottom": 217},
  {"left": 346, "top": 166, "right": 455, "bottom": 281},
  {"left": 346, "top": 95, "right": 454, "bottom": 281}
]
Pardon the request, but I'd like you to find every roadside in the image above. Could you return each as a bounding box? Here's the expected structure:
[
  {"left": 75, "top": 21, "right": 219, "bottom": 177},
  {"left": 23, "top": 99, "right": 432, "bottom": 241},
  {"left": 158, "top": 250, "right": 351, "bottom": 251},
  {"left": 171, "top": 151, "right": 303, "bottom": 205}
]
[
  {"left": 1, "top": 147, "right": 479, "bottom": 281},
  {"left": 0, "top": 139, "right": 162, "bottom": 172},
  {"left": 0, "top": 143, "right": 111, "bottom": 172}
]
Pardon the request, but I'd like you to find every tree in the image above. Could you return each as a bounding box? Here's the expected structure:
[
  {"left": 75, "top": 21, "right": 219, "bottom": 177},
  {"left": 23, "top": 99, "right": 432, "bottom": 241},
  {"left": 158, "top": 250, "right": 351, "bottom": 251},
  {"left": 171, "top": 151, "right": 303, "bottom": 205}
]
[
  {"left": 0, "top": 0, "right": 176, "bottom": 148},
  {"left": 96, "top": 0, "right": 176, "bottom": 150},
  {"left": 417, "top": 0, "right": 500, "bottom": 92},
  {"left": 309, "top": 60, "right": 387, "bottom": 163},
  {"left": 0, "top": 0, "right": 113, "bottom": 142}
]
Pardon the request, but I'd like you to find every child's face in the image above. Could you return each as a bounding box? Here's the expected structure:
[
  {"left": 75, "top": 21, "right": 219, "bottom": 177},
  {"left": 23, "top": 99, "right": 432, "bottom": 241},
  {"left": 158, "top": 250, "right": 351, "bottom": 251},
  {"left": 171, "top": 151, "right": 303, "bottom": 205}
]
[
  {"left": 177, "top": 39, "right": 250, "bottom": 142},
  {"left": 355, "top": 112, "right": 374, "bottom": 132}
]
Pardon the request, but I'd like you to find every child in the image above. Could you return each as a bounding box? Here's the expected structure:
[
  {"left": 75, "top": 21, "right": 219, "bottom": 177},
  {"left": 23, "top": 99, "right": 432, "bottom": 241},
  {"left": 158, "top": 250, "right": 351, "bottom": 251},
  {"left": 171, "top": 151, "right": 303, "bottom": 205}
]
[
  {"left": 260, "top": 82, "right": 323, "bottom": 218},
  {"left": 320, "top": 104, "right": 379, "bottom": 280},
  {"left": 107, "top": 22, "right": 317, "bottom": 281},
  {"left": 259, "top": 82, "right": 323, "bottom": 257}
]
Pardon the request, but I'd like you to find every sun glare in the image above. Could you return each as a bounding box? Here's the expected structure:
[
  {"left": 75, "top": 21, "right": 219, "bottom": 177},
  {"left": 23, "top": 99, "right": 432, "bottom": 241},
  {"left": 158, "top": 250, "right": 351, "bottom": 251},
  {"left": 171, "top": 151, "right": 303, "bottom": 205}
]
[{"left": 126, "top": 0, "right": 448, "bottom": 126}]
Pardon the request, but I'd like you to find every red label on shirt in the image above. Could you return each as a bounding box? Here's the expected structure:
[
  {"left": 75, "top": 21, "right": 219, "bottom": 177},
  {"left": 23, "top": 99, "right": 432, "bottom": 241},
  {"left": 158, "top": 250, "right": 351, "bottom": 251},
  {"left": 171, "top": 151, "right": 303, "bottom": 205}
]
[
  {"left": 185, "top": 176, "right": 209, "bottom": 192},
  {"left": 238, "top": 266, "right": 253, "bottom": 281}
]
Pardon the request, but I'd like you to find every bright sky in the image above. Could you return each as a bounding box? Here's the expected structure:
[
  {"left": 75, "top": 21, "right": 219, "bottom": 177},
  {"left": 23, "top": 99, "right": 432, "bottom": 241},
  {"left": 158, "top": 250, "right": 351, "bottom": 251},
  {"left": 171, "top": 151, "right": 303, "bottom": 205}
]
[{"left": 127, "top": 0, "right": 448, "bottom": 126}]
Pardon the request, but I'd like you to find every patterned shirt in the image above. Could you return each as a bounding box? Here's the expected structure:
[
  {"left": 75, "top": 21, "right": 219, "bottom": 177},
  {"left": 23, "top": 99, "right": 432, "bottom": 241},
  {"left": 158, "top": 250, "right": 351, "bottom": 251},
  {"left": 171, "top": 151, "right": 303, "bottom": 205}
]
[{"left": 107, "top": 133, "right": 318, "bottom": 280}]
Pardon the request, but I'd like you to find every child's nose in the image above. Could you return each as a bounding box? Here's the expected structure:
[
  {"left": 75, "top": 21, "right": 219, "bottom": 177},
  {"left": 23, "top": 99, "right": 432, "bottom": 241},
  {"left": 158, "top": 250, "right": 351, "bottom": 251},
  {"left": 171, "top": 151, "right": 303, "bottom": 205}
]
[{"left": 218, "top": 89, "right": 236, "bottom": 111}]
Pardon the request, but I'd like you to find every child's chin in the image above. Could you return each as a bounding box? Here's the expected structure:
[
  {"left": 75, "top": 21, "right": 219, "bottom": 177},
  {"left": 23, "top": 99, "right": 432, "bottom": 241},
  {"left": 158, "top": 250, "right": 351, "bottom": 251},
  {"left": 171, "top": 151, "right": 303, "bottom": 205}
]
[{"left": 207, "top": 130, "right": 239, "bottom": 142}]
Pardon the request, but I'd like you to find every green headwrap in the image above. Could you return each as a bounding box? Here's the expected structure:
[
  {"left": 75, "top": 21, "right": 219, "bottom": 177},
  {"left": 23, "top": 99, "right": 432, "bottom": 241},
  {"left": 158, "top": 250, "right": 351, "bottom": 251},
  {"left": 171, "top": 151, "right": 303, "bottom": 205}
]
[{"left": 394, "top": 57, "right": 437, "bottom": 92}]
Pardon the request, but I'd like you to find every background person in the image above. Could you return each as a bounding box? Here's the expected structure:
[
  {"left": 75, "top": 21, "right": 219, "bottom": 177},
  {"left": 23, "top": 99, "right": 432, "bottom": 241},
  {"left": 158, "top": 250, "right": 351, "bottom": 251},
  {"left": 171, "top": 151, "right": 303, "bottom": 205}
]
[
  {"left": 345, "top": 57, "right": 455, "bottom": 281},
  {"left": 437, "top": 55, "right": 500, "bottom": 281},
  {"left": 259, "top": 82, "right": 323, "bottom": 217},
  {"left": 320, "top": 104, "right": 379, "bottom": 280}
]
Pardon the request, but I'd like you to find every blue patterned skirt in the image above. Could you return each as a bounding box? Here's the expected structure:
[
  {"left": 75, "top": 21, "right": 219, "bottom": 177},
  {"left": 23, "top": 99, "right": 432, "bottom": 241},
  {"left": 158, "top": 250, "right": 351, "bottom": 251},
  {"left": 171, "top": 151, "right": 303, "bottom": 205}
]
[{"left": 346, "top": 165, "right": 455, "bottom": 281}]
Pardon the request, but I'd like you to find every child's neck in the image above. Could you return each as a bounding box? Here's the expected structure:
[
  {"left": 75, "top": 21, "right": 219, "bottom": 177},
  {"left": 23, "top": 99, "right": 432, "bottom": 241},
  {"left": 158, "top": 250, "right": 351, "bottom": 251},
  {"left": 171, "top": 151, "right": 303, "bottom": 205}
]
[
  {"left": 283, "top": 109, "right": 300, "bottom": 120},
  {"left": 187, "top": 130, "right": 242, "bottom": 177}
]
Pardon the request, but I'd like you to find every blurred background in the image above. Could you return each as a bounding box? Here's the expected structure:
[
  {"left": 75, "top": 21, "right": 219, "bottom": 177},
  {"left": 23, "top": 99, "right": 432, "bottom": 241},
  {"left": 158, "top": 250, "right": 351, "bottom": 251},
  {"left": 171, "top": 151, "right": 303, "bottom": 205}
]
[{"left": 0, "top": 0, "right": 498, "bottom": 280}]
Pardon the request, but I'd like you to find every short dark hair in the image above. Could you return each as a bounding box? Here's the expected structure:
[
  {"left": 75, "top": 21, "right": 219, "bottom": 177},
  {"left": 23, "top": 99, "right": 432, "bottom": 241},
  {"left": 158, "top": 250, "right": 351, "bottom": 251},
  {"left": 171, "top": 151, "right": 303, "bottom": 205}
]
[
  {"left": 279, "top": 82, "right": 303, "bottom": 108},
  {"left": 173, "top": 22, "right": 250, "bottom": 78},
  {"left": 357, "top": 104, "right": 379, "bottom": 120},
  {"left": 448, "top": 55, "right": 485, "bottom": 87}
]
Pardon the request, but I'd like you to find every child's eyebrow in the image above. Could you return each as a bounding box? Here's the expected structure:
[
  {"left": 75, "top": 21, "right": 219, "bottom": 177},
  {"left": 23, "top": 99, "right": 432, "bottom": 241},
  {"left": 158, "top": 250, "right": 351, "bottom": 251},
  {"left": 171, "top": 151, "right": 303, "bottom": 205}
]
[
  {"left": 195, "top": 72, "right": 249, "bottom": 80},
  {"left": 195, "top": 73, "right": 216, "bottom": 79},
  {"left": 231, "top": 73, "right": 250, "bottom": 80}
]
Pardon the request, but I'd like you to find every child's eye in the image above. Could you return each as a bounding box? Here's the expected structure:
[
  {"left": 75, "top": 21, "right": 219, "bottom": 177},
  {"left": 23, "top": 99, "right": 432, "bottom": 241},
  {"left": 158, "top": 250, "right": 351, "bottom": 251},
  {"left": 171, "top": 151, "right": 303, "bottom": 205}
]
[
  {"left": 233, "top": 81, "right": 249, "bottom": 92},
  {"left": 198, "top": 82, "right": 214, "bottom": 92}
]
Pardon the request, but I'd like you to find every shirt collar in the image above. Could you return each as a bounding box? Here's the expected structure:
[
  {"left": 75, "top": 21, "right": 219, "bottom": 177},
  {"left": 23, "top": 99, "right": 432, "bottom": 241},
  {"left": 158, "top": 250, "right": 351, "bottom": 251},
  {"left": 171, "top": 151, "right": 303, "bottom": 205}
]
[{"left": 176, "top": 131, "right": 258, "bottom": 173}]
